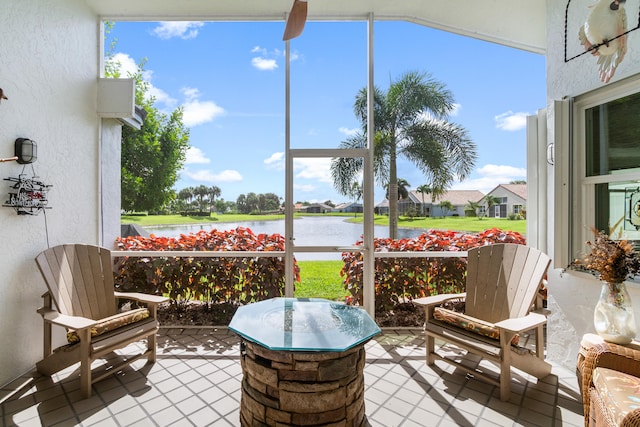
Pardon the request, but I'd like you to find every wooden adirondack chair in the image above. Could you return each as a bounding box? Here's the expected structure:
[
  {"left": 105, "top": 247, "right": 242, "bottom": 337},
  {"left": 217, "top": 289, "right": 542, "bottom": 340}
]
[
  {"left": 35, "top": 244, "right": 168, "bottom": 398},
  {"left": 413, "top": 243, "right": 552, "bottom": 401}
]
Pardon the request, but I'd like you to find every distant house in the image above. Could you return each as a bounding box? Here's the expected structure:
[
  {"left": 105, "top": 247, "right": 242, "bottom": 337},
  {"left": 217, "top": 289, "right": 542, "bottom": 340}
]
[
  {"left": 376, "top": 189, "right": 485, "bottom": 217},
  {"left": 481, "top": 184, "right": 526, "bottom": 218},
  {"left": 304, "top": 203, "right": 334, "bottom": 214},
  {"left": 333, "top": 202, "right": 363, "bottom": 213}
]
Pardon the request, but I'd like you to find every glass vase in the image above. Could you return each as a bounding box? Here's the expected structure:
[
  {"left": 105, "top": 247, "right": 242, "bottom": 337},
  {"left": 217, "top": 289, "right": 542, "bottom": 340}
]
[{"left": 594, "top": 281, "right": 637, "bottom": 345}]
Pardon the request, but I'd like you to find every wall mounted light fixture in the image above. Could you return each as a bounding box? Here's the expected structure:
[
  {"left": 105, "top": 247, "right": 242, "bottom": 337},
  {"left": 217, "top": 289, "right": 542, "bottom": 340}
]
[
  {"left": 3, "top": 138, "right": 51, "bottom": 215},
  {"left": 15, "top": 138, "right": 37, "bottom": 164}
]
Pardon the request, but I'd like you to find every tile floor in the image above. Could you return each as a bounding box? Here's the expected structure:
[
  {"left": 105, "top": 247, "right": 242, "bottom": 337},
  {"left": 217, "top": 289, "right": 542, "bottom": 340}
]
[{"left": 1, "top": 328, "right": 584, "bottom": 426}]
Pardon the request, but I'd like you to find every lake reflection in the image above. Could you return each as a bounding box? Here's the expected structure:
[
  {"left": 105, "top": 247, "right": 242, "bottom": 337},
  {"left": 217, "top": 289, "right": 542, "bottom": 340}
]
[{"left": 143, "top": 216, "right": 425, "bottom": 260}]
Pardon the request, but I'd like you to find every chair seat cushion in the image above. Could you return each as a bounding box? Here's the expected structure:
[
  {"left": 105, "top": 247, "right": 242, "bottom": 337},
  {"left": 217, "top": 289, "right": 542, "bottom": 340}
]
[
  {"left": 433, "top": 306, "right": 519, "bottom": 346},
  {"left": 592, "top": 367, "right": 640, "bottom": 425},
  {"left": 66, "top": 308, "right": 150, "bottom": 344}
]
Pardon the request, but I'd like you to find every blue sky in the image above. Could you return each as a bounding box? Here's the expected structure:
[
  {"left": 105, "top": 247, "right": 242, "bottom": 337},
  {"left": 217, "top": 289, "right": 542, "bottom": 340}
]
[{"left": 106, "top": 20, "right": 545, "bottom": 205}]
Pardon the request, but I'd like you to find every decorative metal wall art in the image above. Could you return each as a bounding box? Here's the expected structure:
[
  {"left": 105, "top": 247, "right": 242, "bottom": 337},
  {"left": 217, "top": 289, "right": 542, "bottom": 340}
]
[{"left": 3, "top": 174, "right": 52, "bottom": 215}]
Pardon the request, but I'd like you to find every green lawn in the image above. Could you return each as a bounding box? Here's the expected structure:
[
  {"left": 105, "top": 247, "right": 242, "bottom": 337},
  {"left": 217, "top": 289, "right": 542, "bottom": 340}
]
[
  {"left": 349, "top": 215, "right": 526, "bottom": 234},
  {"left": 295, "top": 260, "right": 347, "bottom": 300}
]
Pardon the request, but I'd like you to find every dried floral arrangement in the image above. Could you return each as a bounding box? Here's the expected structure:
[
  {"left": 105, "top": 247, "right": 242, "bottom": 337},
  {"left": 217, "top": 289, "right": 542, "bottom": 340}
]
[{"left": 575, "top": 227, "right": 640, "bottom": 284}]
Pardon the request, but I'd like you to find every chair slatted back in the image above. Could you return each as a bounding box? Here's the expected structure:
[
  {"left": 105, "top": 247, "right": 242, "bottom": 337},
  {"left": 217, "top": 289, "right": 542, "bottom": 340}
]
[
  {"left": 36, "top": 244, "right": 117, "bottom": 320},
  {"left": 465, "top": 244, "right": 550, "bottom": 323}
]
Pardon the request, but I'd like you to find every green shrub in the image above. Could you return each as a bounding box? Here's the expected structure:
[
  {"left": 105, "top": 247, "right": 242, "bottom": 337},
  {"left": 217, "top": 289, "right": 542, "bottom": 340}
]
[
  {"left": 113, "top": 227, "right": 299, "bottom": 307},
  {"left": 340, "top": 228, "right": 526, "bottom": 312}
]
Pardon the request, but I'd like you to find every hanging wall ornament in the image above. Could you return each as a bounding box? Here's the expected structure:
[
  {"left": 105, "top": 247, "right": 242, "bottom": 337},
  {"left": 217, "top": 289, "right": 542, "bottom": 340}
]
[
  {"left": 3, "top": 174, "right": 52, "bottom": 215},
  {"left": 580, "top": 0, "right": 628, "bottom": 82},
  {"left": 565, "top": 0, "right": 640, "bottom": 83}
]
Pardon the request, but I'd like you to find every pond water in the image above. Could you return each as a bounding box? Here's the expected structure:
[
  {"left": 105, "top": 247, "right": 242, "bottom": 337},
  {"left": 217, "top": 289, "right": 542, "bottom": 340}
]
[{"left": 143, "top": 216, "right": 426, "bottom": 260}]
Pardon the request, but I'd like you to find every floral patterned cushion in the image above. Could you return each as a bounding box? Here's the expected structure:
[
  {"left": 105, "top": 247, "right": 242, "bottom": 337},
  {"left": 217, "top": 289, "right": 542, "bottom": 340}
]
[
  {"left": 593, "top": 367, "right": 640, "bottom": 425},
  {"left": 66, "top": 308, "right": 150, "bottom": 344},
  {"left": 433, "top": 306, "right": 520, "bottom": 346}
]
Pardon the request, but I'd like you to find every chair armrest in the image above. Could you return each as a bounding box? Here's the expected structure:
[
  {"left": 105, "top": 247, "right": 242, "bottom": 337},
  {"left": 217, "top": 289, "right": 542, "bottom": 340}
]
[
  {"left": 582, "top": 342, "right": 640, "bottom": 394},
  {"left": 114, "top": 291, "right": 169, "bottom": 306},
  {"left": 412, "top": 293, "right": 466, "bottom": 308},
  {"left": 37, "top": 308, "right": 97, "bottom": 330},
  {"left": 494, "top": 312, "right": 546, "bottom": 334}
]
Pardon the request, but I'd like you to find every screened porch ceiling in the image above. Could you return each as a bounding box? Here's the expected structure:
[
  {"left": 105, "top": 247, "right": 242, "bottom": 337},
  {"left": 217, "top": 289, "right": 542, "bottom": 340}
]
[{"left": 85, "top": 0, "right": 546, "bottom": 54}]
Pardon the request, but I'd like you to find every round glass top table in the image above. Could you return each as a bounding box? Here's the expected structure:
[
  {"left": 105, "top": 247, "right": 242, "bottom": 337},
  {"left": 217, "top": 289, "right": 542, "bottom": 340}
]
[{"left": 229, "top": 297, "right": 381, "bottom": 352}]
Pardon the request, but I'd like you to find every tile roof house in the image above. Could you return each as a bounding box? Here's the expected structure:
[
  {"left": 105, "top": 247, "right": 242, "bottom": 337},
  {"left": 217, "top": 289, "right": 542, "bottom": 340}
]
[
  {"left": 377, "top": 189, "right": 485, "bottom": 217},
  {"left": 481, "top": 184, "right": 527, "bottom": 219},
  {"left": 333, "top": 202, "right": 363, "bottom": 213}
]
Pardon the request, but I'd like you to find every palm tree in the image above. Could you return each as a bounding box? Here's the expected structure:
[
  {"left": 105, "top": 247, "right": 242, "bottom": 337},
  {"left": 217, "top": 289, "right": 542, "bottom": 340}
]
[
  {"left": 330, "top": 70, "right": 477, "bottom": 239},
  {"left": 484, "top": 195, "right": 501, "bottom": 218},
  {"left": 439, "top": 200, "right": 453, "bottom": 217},
  {"left": 208, "top": 185, "right": 221, "bottom": 213},
  {"left": 465, "top": 200, "right": 481, "bottom": 218},
  {"left": 349, "top": 182, "right": 363, "bottom": 217},
  {"left": 385, "top": 178, "right": 411, "bottom": 201},
  {"left": 385, "top": 178, "right": 411, "bottom": 216},
  {"left": 416, "top": 184, "right": 431, "bottom": 217},
  {"left": 177, "top": 187, "right": 194, "bottom": 212},
  {"left": 193, "top": 185, "right": 209, "bottom": 212}
]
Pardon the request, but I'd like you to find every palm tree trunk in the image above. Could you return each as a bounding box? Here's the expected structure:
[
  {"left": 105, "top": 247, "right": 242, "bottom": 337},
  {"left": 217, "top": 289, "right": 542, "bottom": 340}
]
[{"left": 389, "top": 145, "right": 398, "bottom": 239}]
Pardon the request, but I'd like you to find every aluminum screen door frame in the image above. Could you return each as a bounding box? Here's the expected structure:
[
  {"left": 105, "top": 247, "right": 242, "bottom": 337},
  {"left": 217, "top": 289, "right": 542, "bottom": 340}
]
[{"left": 283, "top": 14, "right": 376, "bottom": 317}]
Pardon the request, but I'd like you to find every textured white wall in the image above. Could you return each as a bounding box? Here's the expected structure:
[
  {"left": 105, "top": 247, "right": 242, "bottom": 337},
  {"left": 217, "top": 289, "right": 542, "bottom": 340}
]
[
  {"left": 545, "top": 0, "right": 640, "bottom": 369},
  {"left": 0, "top": 0, "right": 122, "bottom": 386}
]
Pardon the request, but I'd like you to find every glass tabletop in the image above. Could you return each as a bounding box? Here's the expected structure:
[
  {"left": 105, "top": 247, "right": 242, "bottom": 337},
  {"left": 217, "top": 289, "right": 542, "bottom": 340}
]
[{"left": 228, "top": 298, "right": 381, "bottom": 352}]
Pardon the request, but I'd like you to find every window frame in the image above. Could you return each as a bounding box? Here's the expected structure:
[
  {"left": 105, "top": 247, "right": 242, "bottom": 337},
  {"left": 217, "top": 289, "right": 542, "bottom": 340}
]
[{"left": 570, "top": 75, "right": 640, "bottom": 262}]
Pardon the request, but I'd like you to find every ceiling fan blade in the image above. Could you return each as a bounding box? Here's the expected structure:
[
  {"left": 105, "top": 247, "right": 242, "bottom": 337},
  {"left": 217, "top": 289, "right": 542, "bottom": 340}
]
[{"left": 283, "top": 0, "right": 308, "bottom": 41}]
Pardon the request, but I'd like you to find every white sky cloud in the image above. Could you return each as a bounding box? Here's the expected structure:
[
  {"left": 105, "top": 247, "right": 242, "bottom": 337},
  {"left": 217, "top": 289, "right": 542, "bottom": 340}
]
[
  {"left": 338, "top": 127, "right": 359, "bottom": 136},
  {"left": 294, "top": 158, "right": 333, "bottom": 183},
  {"left": 251, "top": 57, "right": 278, "bottom": 71},
  {"left": 185, "top": 147, "right": 210, "bottom": 164},
  {"left": 184, "top": 169, "right": 243, "bottom": 183},
  {"left": 495, "top": 111, "right": 528, "bottom": 131},
  {"left": 250, "top": 46, "right": 299, "bottom": 71},
  {"left": 180, "top": 87, "right": 225, "bottom": 127},
  {"left": 152, "top": 22, "right": 204, "bottom": 40},
  {"left": 109, "top": 52, "right": 138, "bottom": 78},
  {"left": 294, "top": 184, "right": 317, "bottom": 193},
  {"left": 264, "top": 152, "right": 285, "bottom": 170},
  {"left": 451, "top": 163, "right": 527, "bottom": 194},
  {"left": 449, "top": 103, "right": 461, "bottom": 116}
]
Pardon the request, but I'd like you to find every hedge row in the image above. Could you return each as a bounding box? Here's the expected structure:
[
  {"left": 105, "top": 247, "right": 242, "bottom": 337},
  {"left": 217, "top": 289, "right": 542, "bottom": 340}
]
[
  {"left": 114, "top": 227, "right": 299, "bottom": 308},
  {"left": 113, "top": 227, "right": 525, "bottom": 313},
  {"left": 341, "top": 228, "right": 526, "bottom": 312}
]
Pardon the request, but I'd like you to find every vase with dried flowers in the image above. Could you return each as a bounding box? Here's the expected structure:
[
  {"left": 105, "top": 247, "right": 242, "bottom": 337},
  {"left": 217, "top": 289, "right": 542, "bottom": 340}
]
[{"left": 578, "top": 227, "right": 640, "bottom": 344}]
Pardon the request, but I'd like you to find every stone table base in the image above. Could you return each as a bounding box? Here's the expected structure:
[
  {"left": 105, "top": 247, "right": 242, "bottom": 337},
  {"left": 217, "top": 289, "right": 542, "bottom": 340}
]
[{"left": 239, "top": 340, "right": 367, "bottom": 426}]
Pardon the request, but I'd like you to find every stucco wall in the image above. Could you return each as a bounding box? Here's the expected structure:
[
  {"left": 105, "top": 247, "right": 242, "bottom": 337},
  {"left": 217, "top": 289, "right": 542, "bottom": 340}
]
[
  {"left": 545, "top": 0, "right": 640, "bottom": 369},
  {"left": 0, "top": 0, "right": 120, "bottom": 387}
]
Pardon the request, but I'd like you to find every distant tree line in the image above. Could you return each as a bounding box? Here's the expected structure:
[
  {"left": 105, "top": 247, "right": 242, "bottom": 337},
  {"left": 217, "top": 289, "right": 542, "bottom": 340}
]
[
  {"left": 169, "top": 185, "right": 226, "bottom": 215},
  {"left": 236, "top": 192, "right": 282, "bottom": 214}
]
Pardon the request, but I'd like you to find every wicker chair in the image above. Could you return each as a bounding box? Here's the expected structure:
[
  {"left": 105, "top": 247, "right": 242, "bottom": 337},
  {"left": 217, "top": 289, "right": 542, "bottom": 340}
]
[{"left": 580, "top": 341, "right": 640, "bottom": 426}]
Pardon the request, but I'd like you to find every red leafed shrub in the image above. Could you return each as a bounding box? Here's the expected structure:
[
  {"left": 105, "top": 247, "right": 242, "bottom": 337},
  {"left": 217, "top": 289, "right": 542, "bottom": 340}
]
[
  {"left": 341, "top": 228, "right": 526, "bottom": 312},
  {"left": 113, "top": 227, "right": 300, "bottom": 307}
]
